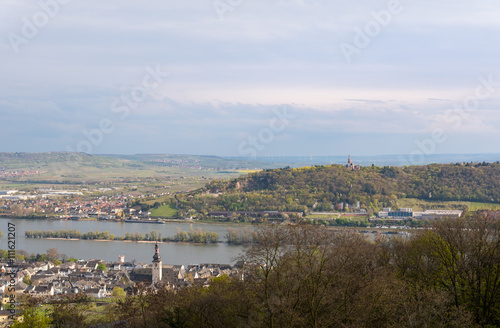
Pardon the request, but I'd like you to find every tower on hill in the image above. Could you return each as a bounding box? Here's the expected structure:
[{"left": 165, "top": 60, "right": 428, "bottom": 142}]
[{"left": 346, "top": 155, "right": 360, "bottom": 171}]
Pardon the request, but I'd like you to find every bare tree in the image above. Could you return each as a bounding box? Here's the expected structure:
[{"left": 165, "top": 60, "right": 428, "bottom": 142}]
[
  {"left": 392, "top": 213, "right": 500, "bottom": 326},
  {"left": 46, "top": 248, "right": 60, "bottom": 262},
  {"left": 241, "top": 225, "right": 401, "bottom": 328}
]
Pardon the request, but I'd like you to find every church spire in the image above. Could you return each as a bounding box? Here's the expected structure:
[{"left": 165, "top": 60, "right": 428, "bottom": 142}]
[
  {"left": 152, "top": 241, "right": 162, "bottom": 286},
  {"left": 153, "top": 241, "right": 161, "bottom": 261}
]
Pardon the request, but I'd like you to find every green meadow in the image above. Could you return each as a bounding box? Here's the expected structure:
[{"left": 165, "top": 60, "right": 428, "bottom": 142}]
[{"left": 150, "top": 205, "right": 179, "bottom": 217}]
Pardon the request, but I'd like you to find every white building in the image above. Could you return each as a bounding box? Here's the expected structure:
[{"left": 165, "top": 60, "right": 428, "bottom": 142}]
[
  {"left": 0, "top": 190, "right": 18, "bottom": 195},
  {"left": 413, "top": 210, "right": 463, "bottom": 220},
  {"left": 378, "top": 208, "right": 463, "bottom": 220}
]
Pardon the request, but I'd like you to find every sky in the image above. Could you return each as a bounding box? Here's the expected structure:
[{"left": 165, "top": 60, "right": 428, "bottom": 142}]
[{"left": 1, "top": 0, "right": 500, "bottom": 158}]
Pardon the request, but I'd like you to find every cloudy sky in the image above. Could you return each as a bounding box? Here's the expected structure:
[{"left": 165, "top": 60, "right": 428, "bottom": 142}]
[{"left": 1, "top": 0, "right": 500, "bottom": 157}]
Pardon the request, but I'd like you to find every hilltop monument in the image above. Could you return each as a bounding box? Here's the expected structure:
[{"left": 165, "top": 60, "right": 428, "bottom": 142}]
[{"left": 346, "top": 154, "right": 361, "bottom": 171}]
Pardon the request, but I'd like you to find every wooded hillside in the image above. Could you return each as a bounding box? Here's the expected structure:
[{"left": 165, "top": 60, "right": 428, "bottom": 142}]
[{"left": 178, "top": 162, "right": 500, "bottom": 214}]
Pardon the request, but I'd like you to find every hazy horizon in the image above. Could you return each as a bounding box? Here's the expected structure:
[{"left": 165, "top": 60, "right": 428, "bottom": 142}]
[{"left": 2, "top": 151, "right": 499, "bottom": 167}]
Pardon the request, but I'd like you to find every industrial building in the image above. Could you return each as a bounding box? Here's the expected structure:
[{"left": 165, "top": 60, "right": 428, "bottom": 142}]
[{"left": 378, "top": 208, "right": 463, "bottom": 220}]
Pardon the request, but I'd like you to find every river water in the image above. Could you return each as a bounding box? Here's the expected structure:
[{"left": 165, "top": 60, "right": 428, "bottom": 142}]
[{"left": 0, "top": 218, "right": 248, "bottom": 266}]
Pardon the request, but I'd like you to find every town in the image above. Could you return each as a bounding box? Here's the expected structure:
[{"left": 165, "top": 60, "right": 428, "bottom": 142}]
[
  {"left": 2, "top": 186, "right": 500, "bottom": 225},
  {"left": 0, "top": 188, "right": 165, "bottom": 221},
  {"left": 0, "top": 243, "right": 244, "bottom": 321},
  {"left": 0, "top": 187, "right": 480, "bottom": 225}
]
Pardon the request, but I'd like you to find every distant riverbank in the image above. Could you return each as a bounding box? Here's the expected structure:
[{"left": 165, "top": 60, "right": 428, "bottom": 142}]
[{"left": 40, "top": 237, "right": 226, "bottom": 245}]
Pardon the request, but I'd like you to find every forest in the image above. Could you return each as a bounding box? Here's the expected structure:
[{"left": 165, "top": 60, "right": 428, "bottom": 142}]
[
  {"left": 176, "top": 162, "right": 500, "bottom": 216},
  {"left": 13, "top": 212, "right": 500, "bottom": 327}
]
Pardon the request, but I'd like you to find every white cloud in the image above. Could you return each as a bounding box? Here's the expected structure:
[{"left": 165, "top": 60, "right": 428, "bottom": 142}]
[{"left": 1, "top": 0, "right": 500, "bottom": 155}]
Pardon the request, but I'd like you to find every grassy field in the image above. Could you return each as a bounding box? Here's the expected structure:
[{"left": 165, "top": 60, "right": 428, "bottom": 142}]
[
  {"left": 468, "top": 202, "right": 500, "bottom": 211},
  {"left": 307, "top": 214, "right": 340, "bottom": 219},
  {"left": 151, "top": 205, "right": 179, "bottom": 217},
  {"left": 397, "top": 198, "right": 500, "bottom": 211}
]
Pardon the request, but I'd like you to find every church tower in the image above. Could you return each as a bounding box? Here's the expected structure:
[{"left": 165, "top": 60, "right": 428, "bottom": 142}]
[{"left": 152, "top": 242, "right": 162, "bottom": 286}]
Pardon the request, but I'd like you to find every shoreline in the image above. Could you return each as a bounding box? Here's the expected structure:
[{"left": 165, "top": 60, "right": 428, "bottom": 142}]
[
  {"left": 4, "top": 216, "right": 415, "bottom": 232},
  {"left": 28, "top": 237, "right": 224, "bottom": 245},
  {"left": 0, "top": 216, "right": 258, "bottom": 227}
]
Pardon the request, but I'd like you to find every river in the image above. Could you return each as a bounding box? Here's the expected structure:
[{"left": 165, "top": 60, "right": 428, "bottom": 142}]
[{"left": 0, "top": 218, "right": 248, "bottom": 266}]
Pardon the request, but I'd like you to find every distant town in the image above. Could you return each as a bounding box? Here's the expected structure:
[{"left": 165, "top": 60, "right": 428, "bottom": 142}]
[
  {"left": 1, "top": 167, "right": 499, "bottom": 227},
  {"left": 3, "top": 186, "right": 496, "bottom": 225},
  {"left": 0, "top": 188, "right": 165, "bottom": 222}
]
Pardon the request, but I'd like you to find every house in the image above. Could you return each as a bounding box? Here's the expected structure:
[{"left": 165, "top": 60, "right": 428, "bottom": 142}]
[
  {"left": 59, "top": 262, "right": 76, "bottom": 270},
  {"left": 110, "top": 260, "right": 135, "bottom": 271},
  {"left": 87, "top": 285, "right": 107, "bottom": 299},
  {"left": 27, "top": 284, "right": 54, "bottom": 296},
  {"left": 32, "top": 262, "right": 52, "bottom": 272},
  {"left": 86, "top": 260, "right": 105, "bottom": 270},
  {"left": 61, "top": 287, "right": 80, "bottom": 295},
  {"left": 0, "top": 309, "right": 21, "bottom": 324},
  {"left": 59, "top": 268, "right": 72, "bottom": 277},
  {"left": 13, "top": 282, "right": 29, "bottom": 295}
]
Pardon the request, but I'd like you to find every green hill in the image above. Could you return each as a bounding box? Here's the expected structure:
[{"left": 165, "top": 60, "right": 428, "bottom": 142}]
[{"left": 177, "top": 163, "right": 500, "bottom": 214}]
